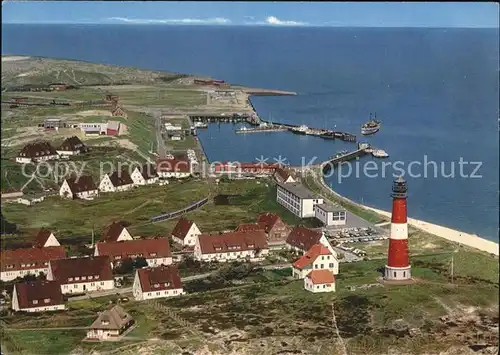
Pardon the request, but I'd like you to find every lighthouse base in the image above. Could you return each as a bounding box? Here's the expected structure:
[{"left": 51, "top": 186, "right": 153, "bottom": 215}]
[{"left": 384, "top": 265, "right": 412, "bottom": 281}]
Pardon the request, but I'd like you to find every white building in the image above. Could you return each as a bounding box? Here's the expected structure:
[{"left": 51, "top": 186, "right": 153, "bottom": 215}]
[
  {"left": 133, "top": 265, "right": 184, "bottom": 301},
  {"left": 314, "top": 204, "right": 347, "bottom": 226},
  {"left": 94, "top": 238, "right": 173, "bottom": 268},
  {"left": 292, "top": 243, "right": 339, "bottom": 278},
  {"left": 171, "top": 217, "right": 201, "bottom": 246},
  {"left": 16, "top": 141, "right": 59, "bottom": 164},
  {"left": 304, "top": 269, "right": 336, "bottom": 293},
  {"left": 59, "top": 175, "right": 99, "bottom": 200},
  {"left": 56, "top": 136, "right": 87, "bottom": 156},
  {"left": 99, "top": 170, "right": 135, "bottom": 192},
  {"left": 276, "top": 182, "right": 323, "bottom": 218},
  {"left": 12, "top": 280, "right": 66, "bottom": 312},
  {"left": 79, "top": 122, "right": 107, "bottom": 135},
  {"left": 194, "top": 231, "right": 269, "bottom": 262},
  {"left": 47, "top": 256, "right": 114, "bottom": 295},
  {"left": 101, "top": 222, "right": 133, "bottom": 243},
  {"left": 130, "top": 164, "right": 159, "bottom": 186},
  {"left": 156, "top": 158, "right": 191, "bottom": 179},
  {"left": 0, "top": 246, "right": 66, "bottom": 282}
]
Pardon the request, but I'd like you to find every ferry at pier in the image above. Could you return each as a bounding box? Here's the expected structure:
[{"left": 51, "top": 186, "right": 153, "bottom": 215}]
[
  {"left": 361, "top": 113, "right": 381, "bottom": 135},
  {"left": 290, "top": 125, "right": 308, "bottom": 135},
  {"left": 372, "top": 149, "right": 389, "bottom": 158}
]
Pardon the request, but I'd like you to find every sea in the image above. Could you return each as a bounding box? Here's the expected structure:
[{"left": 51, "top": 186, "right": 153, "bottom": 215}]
[{"left": 2, "top": 24, "right": 499, "bottom": 241}]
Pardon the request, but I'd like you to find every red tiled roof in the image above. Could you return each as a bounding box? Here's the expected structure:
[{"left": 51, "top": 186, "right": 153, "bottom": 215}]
[
  {"left": 292, "top": 244, "right": 332, "bottom": 270},
  {"left": 286, "top": 226, "right": 323, "bottom": 252},
  {"left": 156, "top": 158, "right": 191, "bottom": 173},
  {"left": 18, "top": 141, "right": 57, "bottom": 158},
  {"left": 96, "top": 238, "right": 172, "bottom": 261},
  {"left": 108, "top": 170, "right": 133, "bottom": 187},
  {"left": 275, "top": 167, "right": 294, "bottom": 181},
  {"left": 198, "top": 231, "right": 268, "bottom": 255},
  {"left": 1, "top": 246, "right": 66, "bottom": 272},
  {"left": 234, "top": 223, "right": 264, "bottom": 233},
  {"left": 171, "top": 217, "right": 194, "bottom": 240},
  {"left": 257, "top": 213, "right": 282, "bottom": 232},
  {"left": 14, "top": 280, "right": 64, "bottom": 309},
  {"left": 50, "top": 256, "right": 113, "bottom": 284},
  {"left": 137, "top": 265, "right": 182, "bottom": 292},
  {"left": 65, "top": 175, "right": 97, "bottom": 194},
  {"left": 306, "top": 269, "right": 335, "bottom": 284},
  {"left": 101, "top": 221, "right": 129, "bottom": 243},
  {"left": 33, "top": 228, "right": 54, "bottom": 248}
]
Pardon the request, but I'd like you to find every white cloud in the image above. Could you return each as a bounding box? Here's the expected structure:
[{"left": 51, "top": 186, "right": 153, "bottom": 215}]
[
  {"left": 264, "top": 16, "right": 307, "bottom": 26},
  {"left": 107, "top": 17, "right": 231, "bottom": 25}
]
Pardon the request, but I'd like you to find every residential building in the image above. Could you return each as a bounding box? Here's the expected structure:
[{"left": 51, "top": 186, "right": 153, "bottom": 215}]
[
  {"left": 234, "top": 223, "right": 264, "bottom": 233},
  {"left": 43, "top": 118, "right": 66, "bottom": 130},
  {"left": 11, "top": 280, "right": 65, "bottom": 312},
  {"left": 292, "top": 243, "right": 339, "bottom": 278},
  {"left": 171, "top": 217, "right": 201, "bottom": 246},
  {"left": 86, "top": 305, "right": 134, "bottom": 340},
  {"left": 33, "top": 228, "right": 61, "bottom": 248},
  {"left": 99, "top": 170, "right": 134, "bottom": 192},
  {"left": 276, "top": 182, "right": 323, "bottom": 218},
  {"left": 274, "top": 167, "right": 296, "bottom": 183},
  {"left": 130, "top": 164, "right": 159, "bottom": 186},
  {"left": 16, "top": 141, "right": 59, "bottom": 164},
  {"left": 133, "top": 265, "right": 184, "bottom": 301},
  {"left": 95, "top": 238, "right": 173, "bottom": 268},
  {"left": 212, "top": 162, "right": 281, "bottom": 176},
  {"left": 194, "top": 231, "right": 269, "bottom": 262},
  {"left": 79, "top": 122, "right": 107, "bottom": 135},
  {"left": 101, "top": 221, "right": 133, "bottom": 243},
  {"left": 286, "top": 226, "right": 336, "bottom": 256},
  {"left": 156, "top": 158, "right": 191, "bottom": 179},
  {"left": 257, "top": 212, "right": 291, "bottom": 242},
  {"left": 47, "top": 256, "right": 114, "bottom": 294},
  {"left": 314, "top": 204, "right": 347, "bottom": 226},
  {"left": 304, "top": 270, "right": 336, "bottom": 293},
  {"left": 56, "top": 136, "right": 87, "bottom": 156},
  {"left": 0, "top": 246, "right": 66, "bottom": 282},
  {"left": 106, "top": 120, "right": 121, "bottom": 135},
  {"left": 59, "top": 175, "right": 98, "bottom": 200}
]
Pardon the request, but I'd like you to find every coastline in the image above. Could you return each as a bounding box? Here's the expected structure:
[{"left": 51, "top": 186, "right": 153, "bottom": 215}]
[{"left": 315, "top": 168, "right": 499, "bottom": 256}]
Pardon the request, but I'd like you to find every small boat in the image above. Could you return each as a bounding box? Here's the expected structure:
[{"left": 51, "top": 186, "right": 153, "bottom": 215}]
[
  {"left": 194, "top": 122, "right": 208, "bottom": 128},
  {"left": 290, "top": 125, "right": 308, "bottom": 135},
  {"left": 372, "top": 149, "right": 389, "bottom": 158},
  {"left": 361, "top": 113, "right": 381, "bottom": 135}
]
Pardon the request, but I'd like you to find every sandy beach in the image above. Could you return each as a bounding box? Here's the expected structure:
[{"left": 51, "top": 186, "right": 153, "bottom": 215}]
[{"left": 315, "top": 170, "right": 499, "bottom": 256}]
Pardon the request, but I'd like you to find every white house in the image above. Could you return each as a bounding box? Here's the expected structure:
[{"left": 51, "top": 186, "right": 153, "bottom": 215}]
[
  {"left": 94, "top": 238, "right": 172, "bottom": 268},
  {"left": 59, "top": 175, "right": 99, "bottom": 200},
  {"left": 99, "top": 170, "right": 134, "bottom": 192},
  {"left": 171, "top": 217, "right": 201, "bottom": 246},
  {"left": 79, "top": 122, "right": 107, "bottom": 136},
  {"left": 101, "top": 222, "right": 133, "bottom": 243},
  {"left": 286, "top": 226, "right": 336, "bottom": 256},
  {"left": 56, "top": 136, "right": 87, "bottom": 156},
  {"left": 130, "top": 164, "right": 159, "bottom": 186},
  {"left": 276, "top": 182, "right": 323, "bottom": 218},
  {"left": 292, "top": 243, "right": 339, "bottom": 278},
  {"left": 156, "top": 158, "right": 191, "bottom": 179},
  {"left": 47, "top": 256, "right": 114, "bottom": 295},
  {"left": 194, "top": 231, "right": 269, "bottom": 262},
  {"left": 304, "top": 269, "right": 336, "bottom": 293},
  {"left": 12, "top": 280, "right": 66, "bottom": 312},
  {"left": 33, "top": 228, "right": 61, "bottom": 248},
  {"left": 86, "top": 305, "right": 134, "bottom": 340},
  {"left": 16, "top": 141, "right": 59, "bottom": 164},
  {"left": 0, "top": 246, "right": 66, "bottom": 282},
  {"left": 314, "top": 204, "right": 347, "bottom": 226},
  {"left": 133, "top": 265, "right": 184, "bottom": 301}
]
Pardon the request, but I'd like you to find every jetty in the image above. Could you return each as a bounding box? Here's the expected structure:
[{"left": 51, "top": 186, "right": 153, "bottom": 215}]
[
  {"left": 321, "top": 143, "right": 371, "bottom": 174},
  {"left": 235, "top": 126, "right": 288, "bottom": 134}
]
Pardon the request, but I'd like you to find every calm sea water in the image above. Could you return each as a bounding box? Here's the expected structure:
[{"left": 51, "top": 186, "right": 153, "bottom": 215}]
[{"left": 2, "top": 25, "right": 499, "bottom": 241}]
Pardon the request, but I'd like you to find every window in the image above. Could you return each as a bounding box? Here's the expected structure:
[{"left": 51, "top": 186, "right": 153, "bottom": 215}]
[
  {"left": 321, "top": 256, "right": 324, "bottom": 260},
  {"left": 314, "top": 265, "right": 318, "bottom": 269},
  {"left": 33, "top": 300, "right": 38, "bottom": 304},
  {"left": 320, "top": 264, "right": 324, "bottom": 268},
  {"left": 393, "top": 272, "right": 396, "bottom": 278},
  {"left": 44, "top": 298, "right": 50, "bottom": 303},
  {"left": 100, "top": 282, "right": 104, "bottom": 286},
  {"left": 329, "top": 263, "right": 334, "bottom": 268},
  {"left": 323, "top": 285, "right": 326, "bottom": 288},
  {"left": 156, "top": 292, "right": 160, "bottom": 296},
  {"left": 82, "top": 276, "right": 86, "bottom": 281},
  {"left": 403, "top": 272, "right": 406, "bottom": 277},
  {"left": 91, "top": 282, "right": 95, "bottom": 286},
  {"left": 74, "top": 284, "right": 78, "bottom": 289},
  {"left": 75, "top": 277, "right": 80, "bottom": 281},
  {"left": 68, "top": 277, "right": 73, "bottom": 282}
]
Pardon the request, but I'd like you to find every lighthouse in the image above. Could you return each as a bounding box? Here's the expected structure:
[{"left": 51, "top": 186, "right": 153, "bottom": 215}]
[{"left": 384, "top": 176, "right": 412, "bottom": 281}]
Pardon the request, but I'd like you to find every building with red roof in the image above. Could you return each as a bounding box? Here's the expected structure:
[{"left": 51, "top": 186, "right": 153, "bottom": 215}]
[
  {"left": 156, "top": 158, "right": 192, "bottom": 179},
  {"left": 0, "top": 246, "right": 66, "bottom": 282},
  {"left": 292, "top": 243, "right": 339, "bottom": 279},
  {"left": 257, "top": 212, "right": 291, "bottom": 242},
  {"left": 95, "top": 238, "right": 172, "bottom": 268},
  {"left": 101, "top": 221, "right": 133, "bottom": 243},
  {"left": 47, "top": 256, "right": 114, "bottom": 294},
  {"left": 32, "top": 228, "right": 60, "bottom": 248},
  {"left": 304, "top": 269, "right": 336, "bottom": 293},
  {"left": 286, "top": 226, "right": 335, "bottom": 255},
  {"left": 194, "top": 231, "right": 269, "bottom": 262},
  {"left": 171, "top": 217, "right": 201, "bottom": 246},
  {"left": 99, "top": 170, "right": 135, "bottom": 193},
  {"left": 12, "top": 280, "right": 65, "bottom": 312},
  {"left": 274, "top": 167, "right": 296, "bottom": 184},
  {"left": 234, "top": 223, "right": 264, "bottom": 233},
  {"left": 133, "top": 265, "right": 184, "bottom": 301}
]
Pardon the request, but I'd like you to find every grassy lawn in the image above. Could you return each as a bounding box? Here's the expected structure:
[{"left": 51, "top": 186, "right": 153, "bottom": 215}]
[
  {"left": 167, "top": 135, "right": 198, "bottom": 151},
  {"left": 125, "top": 111, "right": 156, "bottom": 155},
  {"left": 117, "top": 87, "right": 206, "bottom": 107}
]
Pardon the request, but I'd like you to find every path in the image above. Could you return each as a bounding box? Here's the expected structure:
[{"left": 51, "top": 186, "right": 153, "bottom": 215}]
[{"left": 331, "top": 303, "right": 348, "bottom": 355}]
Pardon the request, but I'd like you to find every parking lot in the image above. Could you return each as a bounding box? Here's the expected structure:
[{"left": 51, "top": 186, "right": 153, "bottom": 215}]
[{"left": 327, "top": 227, "right": 389, "bottom": 259}]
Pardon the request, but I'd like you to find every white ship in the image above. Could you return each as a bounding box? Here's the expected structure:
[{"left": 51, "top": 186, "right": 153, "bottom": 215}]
[
  {"left": 290, "top": 125, "right": 309, "bottom": 135},
  {"left": 372, "top": 149, "right": 389, "bottom": 158}
]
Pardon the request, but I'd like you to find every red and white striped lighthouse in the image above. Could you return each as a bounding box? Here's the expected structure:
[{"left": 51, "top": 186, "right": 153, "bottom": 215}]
[{"left": 384, "top": 176, "right": 412, "bottom": 281}]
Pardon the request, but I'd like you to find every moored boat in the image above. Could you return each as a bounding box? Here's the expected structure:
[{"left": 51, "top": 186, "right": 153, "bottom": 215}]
[
  {"left": 361, "top": 113, "right": 381, "bottom": 135},
  {"left": 290, "top": 125, "right": 308, "bottom": 135}
]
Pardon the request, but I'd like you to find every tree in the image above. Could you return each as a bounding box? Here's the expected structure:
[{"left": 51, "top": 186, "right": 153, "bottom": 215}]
[
  {"left": 133, "top": 257, "right": 148, "bottom": 269},
  {"left": 114, "top": 258, "right": 134, "bottom": 275}
]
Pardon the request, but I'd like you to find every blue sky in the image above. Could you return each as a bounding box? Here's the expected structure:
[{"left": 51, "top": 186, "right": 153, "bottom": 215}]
[{"left": 2, "top": 1, "right": 499, "bottom": 28}]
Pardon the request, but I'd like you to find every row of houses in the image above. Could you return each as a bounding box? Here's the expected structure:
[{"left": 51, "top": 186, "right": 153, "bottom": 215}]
[{"left": 16, "top": 136, "right": 88, "bottom": 164}]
